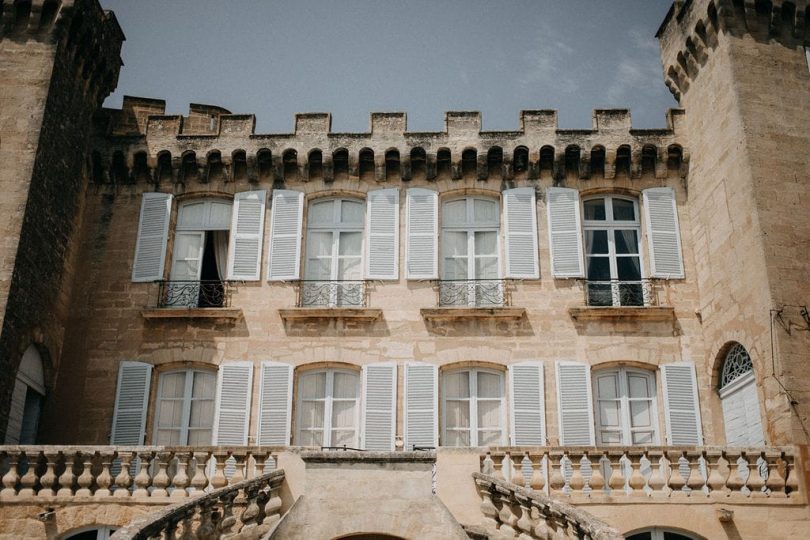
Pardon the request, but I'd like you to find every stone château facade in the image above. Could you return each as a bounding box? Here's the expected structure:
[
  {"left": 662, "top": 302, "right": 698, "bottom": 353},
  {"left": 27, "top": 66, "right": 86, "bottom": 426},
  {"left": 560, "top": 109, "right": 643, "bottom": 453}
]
[{"left": 0, "top": 0, "right": 809, "bottom": 539}]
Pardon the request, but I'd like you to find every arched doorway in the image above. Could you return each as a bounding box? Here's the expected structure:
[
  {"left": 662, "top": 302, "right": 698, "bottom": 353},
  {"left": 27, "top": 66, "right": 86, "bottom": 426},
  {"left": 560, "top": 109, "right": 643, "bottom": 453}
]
[
  {"left": 4, "top": 345, "right": 46, "bottom": 444},
  {"left": 718, "top": 342, "right": 764, "bottom": 446}
]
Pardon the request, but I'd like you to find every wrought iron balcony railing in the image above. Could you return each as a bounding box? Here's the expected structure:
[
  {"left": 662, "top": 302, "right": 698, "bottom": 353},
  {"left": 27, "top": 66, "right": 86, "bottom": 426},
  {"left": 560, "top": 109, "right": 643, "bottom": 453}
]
[
  {"left": 157, "top": 280, "right": 234, "bottom": 309},
  {"left": 296, "top": 280, "right": 368, "bottom": 308},
  {"left": 582, "top": 279, "right": 658, "bottom": 307},
  {"left": 437, "top": 279, "right": 510, "bottom": 307}
]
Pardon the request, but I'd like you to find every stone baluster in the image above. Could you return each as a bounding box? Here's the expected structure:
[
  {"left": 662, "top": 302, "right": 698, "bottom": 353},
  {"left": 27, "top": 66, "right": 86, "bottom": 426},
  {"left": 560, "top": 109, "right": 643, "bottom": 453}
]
[
  {"left": 608, "top": 453, "right": 626, "bottom": 494},
  {"left": 530, "top": 454, "right": 545, "bottom": 492},
  {"left": 239, "top": 483, "right": 263, "bottom": 534},
  {"left": 230, "top": 453, "right": 246, "bottom": 486},
  {"left": 132, "top": 452, "right": 153, "bottom": 498},
  {"left": 1, "top": 453, "right": 20, "bottom": 497},
  {"left": 568, "top": 452, "right": 585, "bottom": 495},
  {"left": 19, "top": 452, "right": 39, "bottom": 497},
  {"left": 667, "top": 451, "right": 686, "bottom": 497},
  {"left": 520, "top": 452, "right": 533, "bottom": 488},
  {"left": 244, "top": 452, "right": 256, "bottom": 480},
  {"left": 548, "top": 453, "right": 565, "bottom": 496},
  {"left": 478, "top": 480, "right": 499, "bottom": 530},
  {"left": 262, "top": 453, "right": 277, "bottom": 473},
  {"left": 113, "top": 452, "right": 134, "bottom": 497},
  {"left": 162, "top": 517, "right": 180, "bottom": 540},
  {"left": 531, "top": 506, "right": 552, "bottom": 539},
  {"left": 725, "top": 452, "right": 746, "bottom": 496},
  {"left": 587, "top": 452, "right": 604, "bottom": 495},
  {"left": 708, "top": 452, "right": 730, "bottom": 497},
  {"left": 170, "top": 452, "right": 190, "bottom": 499},
  {"left": 211, "top": 454, "right": 228, "bottom": 489},
  {"left": 150, "top": 451, "right": 171, "bottom": 498},
  {"left": 628, "top": 452, "right": 646, "bottom": 495},
  {"left": 189, "top": 452, "right": 209, "bottom": 495},
  {"left": 94, "top": 454, "right": 113, "bottom": 497},
  {"left": 514, "top": 493, "right": 534, "bottom": 540},
  {"left": 765, "top": 454, "right": 787, "bottom": 498},
  {"left": 684, "top": 453, "right": 703, "bottom": 495},
  {"left": 56, "top": 452, "right": 76, "bottom": 497},
  {"left": 647, "top": 452, "right": 666, "bottom": 497},
  {"left": 748, "top": 453, "right": 766, "bottom": 498},
  {"left": 38, "top": 452, "right": 59, "bottom": 497},
  {"left": 785, "top": 455, "right": 799, "bottom": 496},
  {"left": 501, "top": 452, "right": 514, "bottom": 484},
  {"left": 75, "top": 453, "right": 95, "bottom": 497},
  {"left": 496, "top": 488, "right": 519, "bottom": 536},
  {"left": 217, "top": 490, "right": 239, "bottom": 536},
  {"left": 263, "top": 481, "right": 283, "bottom": 529},
  {"left": 482, "top": 452, "right": 495, "bottom": 476},
  {"left": 195, "top": 496, "right": 218, "bottom": 540}
]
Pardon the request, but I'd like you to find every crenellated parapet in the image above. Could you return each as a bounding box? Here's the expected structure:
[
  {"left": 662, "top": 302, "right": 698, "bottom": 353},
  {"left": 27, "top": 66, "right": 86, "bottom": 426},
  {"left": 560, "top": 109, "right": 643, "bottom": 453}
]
[
  {"left": 91, "top": 98, "right": 689, "bottom": 187},
  {"left": 657, "top": 0, "right": 810, "bottom": 100}
]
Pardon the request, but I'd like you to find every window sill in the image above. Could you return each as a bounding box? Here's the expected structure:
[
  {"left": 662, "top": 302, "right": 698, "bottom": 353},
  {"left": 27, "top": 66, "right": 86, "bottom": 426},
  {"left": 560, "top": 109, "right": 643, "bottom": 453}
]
[
  {"left": 142, "top": 307, "right": 243, "bottom": 319},
  {"left": 421, "top": 307, "right": 526, "bottom": 321},
  {"left": 278, "top": 307, "right": 383, "bottom": 322},
  {"left": 568, "top": 306, "right": 674, "bottom": 321}
]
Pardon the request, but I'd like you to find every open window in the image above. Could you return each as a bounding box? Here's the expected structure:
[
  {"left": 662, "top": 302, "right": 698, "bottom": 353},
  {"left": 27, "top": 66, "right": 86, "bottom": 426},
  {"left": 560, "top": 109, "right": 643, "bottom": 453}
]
[{"left": 4, "top": 345, "right": 45, "bottom": 444}]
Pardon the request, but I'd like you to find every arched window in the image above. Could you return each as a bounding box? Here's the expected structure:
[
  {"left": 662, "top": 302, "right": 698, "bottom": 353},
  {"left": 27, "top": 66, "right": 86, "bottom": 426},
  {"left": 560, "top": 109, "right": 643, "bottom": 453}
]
[
  {"left": 590, "top": 146, "right": 606, "bottom": 177},
  {"left": 304, "top": 198, "right": 365, "bottom": 307},
  {"left": 592, "top": 367, "right": 658, "bottom": 445},
  {"left": 63, "top": 526, "right": 117, "bottom": 540},
  {"left": 231, "top": 149, "right": 247, "bottom": 182},
  {"left": 627, "top": 528, "right": 699, "bottom": 540},
  {"left": 385, "top": 149, "right": 400, "bottom": 181},
  {"left": 512, "top": 146, "right": 529, "bottom": 176},
  {"left": 441, "top": 197, "right": 500, "bottom": 306},
  {"left": 436, "top": 148, "right": 452, "bottom": 178},
  {"left": 582, "top": 195, "right": 644, "bottom": 306},
  {"left": 719, "top": 343, "right": 764, "bottom": 446},
  {"left": 283, "top": 149, "right": 298, "bottom": 181},
  {"left": 308, "top": 149, "right": 323, "bottom": 181},
  {"left": 410, "top": 147, "right": 427, "bottom": 179},
  {"left": 461, "top": 149, "right": 477, "bottom": 178},
  {"left": 332, "top": 148, "right": 349, "bottom": 180},
  {"left": 442, "top": 368, "right": 505, "bottom": 447},
  {"left": 4, "top": 345, "right": 46, "bottom": 444},
  {"left": 297, "top": 368, "right": 360, "bottom": 447},
  {"left": 153, "top": 369, "right": 216, "bottom": 445},
  {"left": 359, "top": 148, "right": 375, "bottom": 180}
]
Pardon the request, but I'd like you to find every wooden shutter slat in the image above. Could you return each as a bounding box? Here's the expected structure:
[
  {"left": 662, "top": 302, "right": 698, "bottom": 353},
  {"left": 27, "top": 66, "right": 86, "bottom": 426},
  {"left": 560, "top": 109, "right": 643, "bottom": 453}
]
[
  {"left": 366, "top": 188, "right": 400, "bottom": 280},
  {"left": 546, "top": 187, "right": 584, "bottom": 278},
  {"left": 257, "top": 362, "right": 293, "bottom": 445},
  {"left": 227, "top": 190, "right": 267, "bottom": 280},
  {"left": 405, "top": 188, "right": 438, "bottom": 279},
  {"left": 213, "top": 362, "right": 253, "bottom": 445},
  {"left": 643, "top": 187, "right": 684, "bottom": 279},
  {"left": 110, "top": 361, "right": 153, "bottom": 444},
  {"left": 362, "top": 363, "right": 397, "bottom": 451},
  {"left": 509, "top": 362, "right": 545, "bottom": 446},
  {"left": 267, "top": 190, "right": 304, "bottom": 280},
  {"left": 660, "top": 362, "right": 703, "bottom": 445},
  {"left": 555, "top": 361, "right": 594, "bottom": 445},
  {"left": 504, "top": 188, "right": 539, "bottom": 279},
  {"left": 404, "top": 362, "right": 437, "bottom": 449},
  {"left": 132, "top": 193, "right": 172, "bottom": 282}
]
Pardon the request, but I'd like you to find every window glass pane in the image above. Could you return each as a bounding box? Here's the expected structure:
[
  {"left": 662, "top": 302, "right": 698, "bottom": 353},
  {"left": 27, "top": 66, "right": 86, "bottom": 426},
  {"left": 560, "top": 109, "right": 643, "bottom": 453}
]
[
  {"left": 600, "top": 430, "right": 622, "bottom": 444},
  {"left": 474, "top": 257, "right": 498, "bottom": 280},
  {"left": 477, "top": 400, "right": 501, "bottom": 429},
  {"left": 627, "top": 374, "right": 652, "bottom": 398},
  {"left": 444, "top": 372, "right": 470, "bottom": 398},
  {"left": 443, "top": 200, "right": 467, "bottom": 225},
  {"left": 474, "top": 231, "right": 497, "bottom": 256},
  {"left": 473, "top": 199, "right": 498, "bottom": 224},
  {"left": 333, "top": 372, "right": 358, "bottom": 399},
  {"left": 586, "top": 257, "right": 611, "bottom": 281},
  {"left": 178, "top": 202, "right": 206, "bottom": 228},
  {"left": 584, "top": 199, "right": 606, "bottom": 220},
  {"left": 337, "top": 258, "right": 362, "bottom": 281},
  {"left": 308, "top": 200, "right": 333, "bottom": 226},
  {"left": 208, "top": 202, "right": 233, "bottom": 229},
  {"left": 477, "top": 372, "right": 501, "bottom": 399},
  {"left": 298, "top": 430, "right": 323, "bottom": 447},
  {"left": 338, "top": 232, "right": 362, "bottom": 256},
  {"left": 305, "top": 258, "right": 331, "bottom": 281},
  {"left": 331, "top": 429, "right": 355, "bottom": 447},
  {"left": 299, "top": 401, "right": 325, "bottom": 430},
  {"left": 300, "top": 372, "right": 326, "bottom": 400},
  {"left": 597, "top": 374, "right": 618, "bottom": 399},
  {"left": 630, "top": 401, "right": 652, "bottom": 428},
  {"left": 614, "top": 230, "right": 639, "bottom": 254},
  {"left": 612, "top": 198, "right": 636, "bottom": 221},
  {"left": 599, "top": 401, "right": 621, "bottom": 427},
  {"left": 443, "top": 258, "right": 468, "bottom": 280},
  {"left": 444, "top": 231, "right": 467, "bottom": 257},
  {"left": 331, "top": 400, "right": 357, "bottom": 428},
  {"left": 616, "top": 257, "right": 642, "bottom": 281},
  {"left": 445, "top": 400, "right": 470, "bottom": 428},
  {"left": 340, "top": 200, "right": 364, "bottom": 224},
  {"left": 444, "top": 430, "right": 470, "bottom": 447},
  {"left": 187, "top": 428, "right": 212, "bottom": 446},
  {"left": 189, "top": 399, "right": 214, "bottom": 428},
  {"left": 478, "top": 430, "right": 502, "bottom": 446},
  {"left": 632, "top": 431, "right": 654, "bottom": 445},
  {"left": 156, "top": 429, "right": 181, "bottom": 445},
  {"left": 307, "top": 232, "right": 333, "bottom": 257},
  {"left": 192, "top": 372, "right": 216, "bottom": 399},
  {"left": 160, "top": 372, "right": 186, "bottom": 398},
  {"left": 157, "top": 400, "right": 183, "bottom": 427},
  {"left": 585, "top": 230, "right": 608, "bottom": 254}
]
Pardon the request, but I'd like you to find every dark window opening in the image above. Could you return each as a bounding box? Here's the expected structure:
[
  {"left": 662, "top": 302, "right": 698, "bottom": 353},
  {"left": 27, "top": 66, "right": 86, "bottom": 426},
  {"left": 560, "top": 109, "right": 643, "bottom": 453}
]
[
  {"left": 487, "top": 147, "right": 503, "bottom": 179},
  {"left": 157, "top": 151, "right": 173, "bottom": 184},
  {"left": 590, "top": 146, "right": 606, "bottom": 177},
  {"left": 232, "top": 150, "right": 247, "bottom": 182},
  {"left": 513, "top": 146, "right": 529, "bottom": 175},
  {"left": 206, "top": 151, "right": 224, "bottom": 183},
  {"left": 461, "top": 149, "right": 477, "bottom": 178},
  {"left": 359, "top": 148, "right": 374, "bottom": 180},
  {"left": 308, "top": 149, "right": 323, "bottom": 181},
  {"left": 333, "top": 149, "right": 349, "bottom": 180},
  {"left": 564, "top": 145, "right": 580, "bottom": 177},
  {"left": 667, "top": 145, "right": 683, "bottom": 172},
  {"left": 436, "top": 148, "right": 451, "bottom": 178},
  {"left": 283, "top": 149, "right": 298, "bottom": 181},
  {"left": 133, "top": 151, "right": 150, "bottom": 183},
  {"left": 410, "top": 147, "right": 426, "bottom": 179},
  {"left": 111, "top": 151, "right": 128, "bottom": 184},
  {"left": 181, "top": 152, "right": 199, "bottom": 183},
  {"left": 641, "top": 145, "right": 657, "bottom": 176},
  {"left": 385, "top": 149, "right": 400, "bottom": 181},
  {"left": 198, "top": 232, "right": 225, "bottom": 308},
  {"left": 539, "top": 146, "right": 555, "bottom": 174},
  {"left": 257, "top": 149, "right": 273, "bottom": 181},
  {"left": 615, "top": 145, "right": 631, "bottom": 177}
]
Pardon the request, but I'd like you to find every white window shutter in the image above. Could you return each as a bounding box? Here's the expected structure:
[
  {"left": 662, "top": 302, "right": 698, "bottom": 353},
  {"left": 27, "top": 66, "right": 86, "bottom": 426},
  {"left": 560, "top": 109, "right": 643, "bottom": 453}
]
[
  {"left": 405, "top": 188, "right": 438, "bottom": 279},
  {"left": 503, "top": 187, "right": 539, "bottom": 279},
  {"left": 660, "top": 362, "right": 703, "bottom": 445},
  {"left": 257, "top": 362, "right": 293, "bottom": 446},
  {"left": 555, "top": 361, "right": 595, "bottom": 445},
  {"left": 361, "top": 363, "right": 397, "bottom": 451},
  {"left": 110, "top": 361, "right": 153, "bottom": 444},
  {"left": 404, "top": 362, "right": 437, "bottom": 449},
  {"left": 267, "top": 189, "right": 304, "bottom": 281},
  {"left": 509, "top": 362, "right": 545, "bottom": 446},
  {"left": 720, "top": 374, "right": 764, "bottom": 446},
  {"left": 365, "top": 188, "right": 400, "bottom": 280},
  {"left": 213, "top": 362, "right": 253, "bottom": 445},
  {"left": 643, "top": 187, "right": 685, "bottom": 279},
  {"left": 132, "top": 193, "right": 172, "bottom": 282},
  {"left": 546, "top": 187, "right": 584, "bottom": 278},
  {"left": 227, "top": 190, "right": 267, "bottom": 280}
]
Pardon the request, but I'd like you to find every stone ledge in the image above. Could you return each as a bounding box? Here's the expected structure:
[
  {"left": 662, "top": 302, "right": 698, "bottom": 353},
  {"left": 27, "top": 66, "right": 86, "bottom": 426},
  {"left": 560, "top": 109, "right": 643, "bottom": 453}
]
[
  {"left": 141, "top": 308, "right": 243, "bottom": 319},
  {"left": 278, "top": 308, "right": 382, "bottom": 321},
  {"left": 568, "top": 306, "right": 675, "bottom": 321},
  {"left": 421, "top": 307, "right": 526, "bottom": 321},
  {"left": 298, "top": 450, "right": 436, "bottom": 464}
]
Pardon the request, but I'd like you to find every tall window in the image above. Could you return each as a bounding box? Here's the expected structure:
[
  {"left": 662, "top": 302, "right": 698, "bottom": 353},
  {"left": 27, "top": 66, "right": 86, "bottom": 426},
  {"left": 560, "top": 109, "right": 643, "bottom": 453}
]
[
  {"left": 154, "top": 369, "right": 216, "bottom": 445},
  {"left": 719, "top": 343, "right": 764, "bottom": 446},
  {"left": 304, "top": 198, "right": 364, "bottom": 306},
  {"left": 297, "top": 369, "right": 360, "bottom": 447},
  {"left": 4, "top": 345, "right": 45, "bottom": 444},
  {"left": 582, "top": 196, "right": 644, "bottom": 306},
  {"left": 593, "top": 368, "right": 658, "bottom": 445},
  {"left": 168, "top": 199, "right": 232, "bottom": 307},
  {"left": 442, "top": 369, "right": 505, "bottom": 446},
  {"left": 441, "top": 197, "right": 500, "bottom": 306}
]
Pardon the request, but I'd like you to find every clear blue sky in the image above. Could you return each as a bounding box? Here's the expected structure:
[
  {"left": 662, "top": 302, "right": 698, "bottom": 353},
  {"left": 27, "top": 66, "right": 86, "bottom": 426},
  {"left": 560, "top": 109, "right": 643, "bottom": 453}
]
[{"left": 99, "top": 0, "right": 677, "bottom": 133}]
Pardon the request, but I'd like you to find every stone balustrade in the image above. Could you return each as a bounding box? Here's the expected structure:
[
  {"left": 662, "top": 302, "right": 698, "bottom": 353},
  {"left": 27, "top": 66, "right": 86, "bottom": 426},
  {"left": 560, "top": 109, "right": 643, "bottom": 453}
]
[
  {"left": 0, "top": 446, "right": 282, "bottom": 501},
  {"left": 480, "top": 447, "right": 802, "bottom": 501},
  {"left": 109, "top": 469, "right": 285, "bottom": 540}
]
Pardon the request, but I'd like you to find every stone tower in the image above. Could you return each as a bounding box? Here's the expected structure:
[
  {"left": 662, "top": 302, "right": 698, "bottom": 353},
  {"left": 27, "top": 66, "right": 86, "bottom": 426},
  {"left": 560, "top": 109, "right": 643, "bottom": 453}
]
[
  {"left": 657, "top": 0, "right": 810, "bottom": 444},
  {"left": 0, "top": 0, "right": 123, "bottom": 438}
]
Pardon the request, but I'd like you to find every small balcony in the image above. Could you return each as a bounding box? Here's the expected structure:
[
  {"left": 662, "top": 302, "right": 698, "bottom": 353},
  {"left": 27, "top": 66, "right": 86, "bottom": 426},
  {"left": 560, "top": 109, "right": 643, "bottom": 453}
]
[
  {"left": 279, "top": 280, "right": 381, "bottom": 323},
  {"left": 142, "top": 280, "right": 242, "bottom": 319},
  {"left": 422, "top": 279, "right": 526, "bottom": 322},
  {"left": 569, "top": 279, "right": 674, "bottom": 322}
]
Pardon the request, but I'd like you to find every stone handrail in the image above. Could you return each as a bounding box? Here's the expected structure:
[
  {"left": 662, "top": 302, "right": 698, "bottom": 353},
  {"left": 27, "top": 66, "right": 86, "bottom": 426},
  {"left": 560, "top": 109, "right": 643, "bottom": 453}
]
[
  {"left": 109, "top": 469, "right": 284, "bottom": 540},
  {"left": 0, "top": 446, "right": 284, "bottom": 500},
  {"left": 473, "top": 473, "right": 623, "bottom": 540},
  {"left": 481, "top": 446, "right": 801, "bottom": 501}
]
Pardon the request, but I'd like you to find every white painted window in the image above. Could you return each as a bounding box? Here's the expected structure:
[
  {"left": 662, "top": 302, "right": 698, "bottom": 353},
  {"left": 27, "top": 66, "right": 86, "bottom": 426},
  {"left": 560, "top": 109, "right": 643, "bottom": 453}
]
[
  {"left": 719, "top": 343, "right": 764, "bottom": 446},
  {"left": 304, "top": 198, "right": 365, "bottom": 306},
  {"left": 627, "top": 527, "right": 697, "bottom": 540},
  {"left": 297, "top": 369, "right": 360, "bottom": 447},
  {"left": 442, "top": 368, "right": 506, "bottom": 447},
  {"left": 154, "top": 369, "right": 216, "bottom": 445},
  {"left": 63, "top": 526, "right": 117, "bottom": 540},
  {"left": 582, "top": 195, "right": 645, "bottom": 306},
  {"left": 592, "top": 367, "right": 658, "bottom": 445},
  {"left": 4, "top": 345, "right": 46, "bottom": 445}
]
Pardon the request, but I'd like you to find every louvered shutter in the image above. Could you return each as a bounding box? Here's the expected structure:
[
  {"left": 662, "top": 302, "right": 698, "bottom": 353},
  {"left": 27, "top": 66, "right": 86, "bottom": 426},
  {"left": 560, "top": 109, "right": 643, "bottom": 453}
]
[
  {"left": 546, "top": 187, "right": 584, "bottom": 278},
  {"left": 110, "top": 361, "right": 153, "bottom": 444},
  {"left": 361, "top": 363, "right": 397, "bottom": 451},
  {"left": 660, "top": 362, "right": 703, "bottom": 445},
  {"left": 227, "top": 190, "right": 267, "bottom": 280},
  {"left": 555, "top": 361, "right": 595, "bottom": 445},
  {"left": 643, "top": 187, "right": 684, "bottom": 279},
  {"left": 404, "top": 362, "right": 437, "bottom": 449},
  {"left": 132, "top": 193, "right": 172, "bottom": 282},
  {"left": 365, "top": 188, "right": 400, "bottom": 280},
  {"left": 509, "top": 362, "right": 545, "bottom": 445},
  {"left": 267, "top": 190, "right": 304, "bottom": 280},
  {"left": 213, "top": 362, "right": 253, "bottom": 445},
  {"left": 257, "top": 362, "right": 293, "bottom": 446},
  {"left": 503, "top": 188, "right": 539, "bottom": 279},
  {"left": 405, "top": 188, "right": 438, "bottom": 279},
  {"left": 720, "top": 374, "right": 764, "bottom": 446}
]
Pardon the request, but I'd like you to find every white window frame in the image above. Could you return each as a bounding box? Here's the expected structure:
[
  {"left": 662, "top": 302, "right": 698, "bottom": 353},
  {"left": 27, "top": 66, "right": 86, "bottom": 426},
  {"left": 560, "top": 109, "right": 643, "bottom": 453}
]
[
  {"left": 441, "top": 368, "right": 507, "bottom": 447},
  {"left": 582, "top": 195, "right": 646, "bottom": 306},
  {"left": 296, "top": 368, "right": 361, "bottom": 448},
  {"left": 592, "top": 367, "right": 659, "bottom": 446},
  {"left": 63, "top": 526, "right": 117, "bottom": 540},
  {"left": 153, "top": 369, "right": 216, "bottom": 446}
]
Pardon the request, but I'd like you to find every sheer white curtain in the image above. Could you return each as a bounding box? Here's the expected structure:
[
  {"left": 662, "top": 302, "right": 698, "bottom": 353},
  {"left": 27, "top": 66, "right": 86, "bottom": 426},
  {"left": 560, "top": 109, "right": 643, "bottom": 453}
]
[
  {"left": 213, "top": 230, "right": 229, "bottom": 280},
  {"left": 297, "top": 370, "right": 358, "bottom": 447}
]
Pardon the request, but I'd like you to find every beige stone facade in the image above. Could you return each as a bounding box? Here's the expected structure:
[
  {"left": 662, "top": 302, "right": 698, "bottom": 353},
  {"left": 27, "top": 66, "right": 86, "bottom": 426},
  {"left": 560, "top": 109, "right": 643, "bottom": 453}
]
[{"left": 1, "top": 1, "right": 809, "bottom": 539}]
